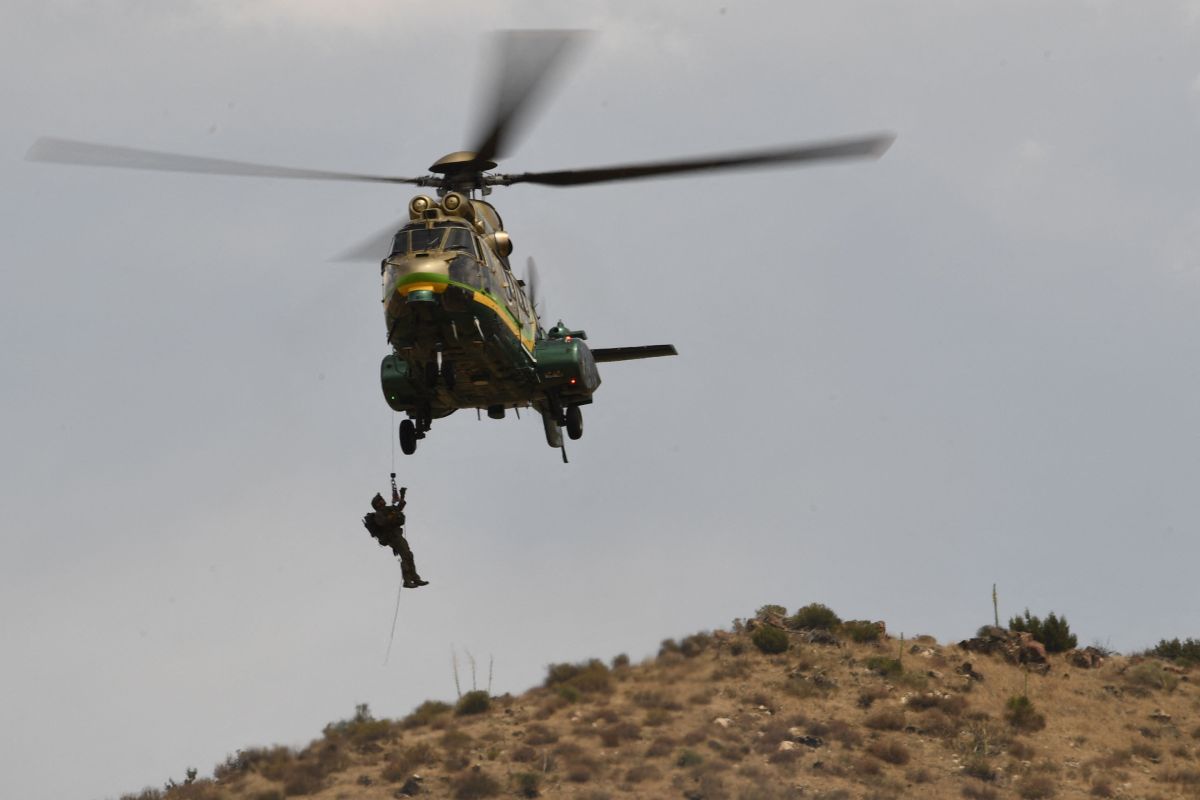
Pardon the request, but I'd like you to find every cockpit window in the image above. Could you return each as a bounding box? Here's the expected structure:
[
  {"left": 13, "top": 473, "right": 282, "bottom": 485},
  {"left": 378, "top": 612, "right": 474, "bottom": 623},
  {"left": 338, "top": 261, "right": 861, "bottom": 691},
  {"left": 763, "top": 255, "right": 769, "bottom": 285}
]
[
  {"left": 390, "top": 225, "right": 477, "bottom": 257},
  {"left": 444, "top": 227, "right": 475, "bottom": 255}
]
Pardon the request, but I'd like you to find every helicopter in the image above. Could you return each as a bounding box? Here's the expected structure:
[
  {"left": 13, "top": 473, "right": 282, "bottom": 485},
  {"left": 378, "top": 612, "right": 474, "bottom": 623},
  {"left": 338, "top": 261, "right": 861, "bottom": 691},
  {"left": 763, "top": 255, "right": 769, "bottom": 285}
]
[{"left": 26, "top": 31, "right": 893, "bottom": 461}]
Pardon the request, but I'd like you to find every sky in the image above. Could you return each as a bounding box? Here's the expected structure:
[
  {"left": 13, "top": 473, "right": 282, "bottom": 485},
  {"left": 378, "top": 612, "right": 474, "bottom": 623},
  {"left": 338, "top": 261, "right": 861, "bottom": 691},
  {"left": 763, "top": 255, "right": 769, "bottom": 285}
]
[{"left": 3, "top": 1, "right": 1200, "bottom": 798}]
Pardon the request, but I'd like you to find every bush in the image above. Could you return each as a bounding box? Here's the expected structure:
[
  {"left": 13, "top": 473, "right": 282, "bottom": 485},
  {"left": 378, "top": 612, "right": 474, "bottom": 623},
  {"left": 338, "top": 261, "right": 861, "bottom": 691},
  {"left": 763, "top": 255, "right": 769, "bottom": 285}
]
[
  {"left": 842, "top": 620, "right": 884, "bottom": 643},
  {"left": 402, "top": 700, "right": 452, "bottom": 728},
  {"left": 1008, "top": 610, "right": 1077, "bottom": 654},
  {"left": 1147, "top": 638, "right": 1200, "bottom": 665},
  {"left": 1005, "top": 695, "right": 1046, "bottom": 733},
  {"left": 751, "top": 626, "right": 789, "bottom": 654},
  {"left": 544, "top": 659, "right": 611, "bottom": 695},
  {"left": 757, "top": 604, "right": 787, "bottom": 619},
  {"left": 514, "top": 772, "right": 541, "bottom": 798},
  {"left": 785, "top": 603, "right": 841, "bottom": 631},
  {"left": 452, "top": 767, "right": 501, "bottom": 799},
  {"left": 611, "top": 653, "right": 630, "bottom": 669},
  {"left": 677, "top": 749, "right": 704, "bottom": 767},
  {"left": 1016, "top": 775, "right": 1057, "bottom": 799},
  {"left": 455, "top": 690, "right": 491, "bottom": 716},
  {"left": 865, "top": 708, "right": 906, "bottom": 731},
  {"left": 865, "top": 656, "right": 902, "bottom": 677},
  {"left": 322, "top": 703, "right": 396, "bottom": 749},
  {"left": 866, "top": 738, "right": 911, "bottom": 765},
  {"left": 1127, "top": 662, "right": 1179, "bottom": 693}
]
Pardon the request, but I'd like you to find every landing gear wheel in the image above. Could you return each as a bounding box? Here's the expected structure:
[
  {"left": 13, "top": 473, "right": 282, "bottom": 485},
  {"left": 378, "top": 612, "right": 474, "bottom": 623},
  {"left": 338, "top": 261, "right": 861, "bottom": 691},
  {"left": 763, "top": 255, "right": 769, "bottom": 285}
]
[
  {"left": 565, "top": 405, "right": 583, "bottom": 440},
  {"left": 399, "top": 419, "right": 417, "bottom": 455}
]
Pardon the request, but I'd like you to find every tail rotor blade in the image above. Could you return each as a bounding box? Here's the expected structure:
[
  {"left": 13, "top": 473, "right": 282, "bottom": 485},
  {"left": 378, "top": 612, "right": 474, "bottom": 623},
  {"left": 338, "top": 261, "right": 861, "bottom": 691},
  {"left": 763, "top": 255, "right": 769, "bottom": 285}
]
[{"left": 525, "top": 256, "right": 542, "bottom": 317}]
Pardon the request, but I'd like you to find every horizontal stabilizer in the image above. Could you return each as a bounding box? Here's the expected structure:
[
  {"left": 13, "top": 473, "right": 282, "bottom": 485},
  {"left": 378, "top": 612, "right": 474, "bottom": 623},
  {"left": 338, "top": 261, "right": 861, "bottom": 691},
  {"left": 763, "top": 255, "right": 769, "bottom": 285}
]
[{"left": 591, "top": 344, "right": 678, "bottom": 363}]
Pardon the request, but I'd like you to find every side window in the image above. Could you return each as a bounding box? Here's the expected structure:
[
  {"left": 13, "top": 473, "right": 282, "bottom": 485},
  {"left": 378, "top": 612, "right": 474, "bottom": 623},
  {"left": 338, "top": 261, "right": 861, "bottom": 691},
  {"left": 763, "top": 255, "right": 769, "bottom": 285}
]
[{"left": 390, "top": 231, "right": 408, "bottom": 255}]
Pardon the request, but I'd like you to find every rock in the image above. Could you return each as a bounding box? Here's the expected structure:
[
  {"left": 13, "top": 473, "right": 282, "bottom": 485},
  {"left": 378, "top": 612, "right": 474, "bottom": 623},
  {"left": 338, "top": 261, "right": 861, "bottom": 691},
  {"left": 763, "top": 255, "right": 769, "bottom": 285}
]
[
  {"left": 795, "top": 735, "right": 824, "bottom": 748},
  {"left": 1151, "top": 709, "right": 1172, "bottom": 722},
  {"left": 805, "top": 629, "right": 842, "bottom": 647},
  {"left": 1067, "top": 646, "right": 1106, "bottom": 669},
  {"left": 955, "top": 661, "right": 984, "bottom": 682},
  {"left": 959, "top": 627, "right": 1047, "bottom": 670},
  {"left": 778, "top": 740, "right": 799, "bottom": 751},
  {"left": 714, "top": 717, "right": 733, "bottom": 728},
  {"left": 395, "top": 775, "right": 423, "bottom": 797}
]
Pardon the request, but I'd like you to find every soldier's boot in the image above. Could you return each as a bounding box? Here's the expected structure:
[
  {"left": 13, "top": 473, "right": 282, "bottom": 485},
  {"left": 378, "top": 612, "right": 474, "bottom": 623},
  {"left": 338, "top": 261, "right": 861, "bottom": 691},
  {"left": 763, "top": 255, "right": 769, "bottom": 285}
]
[{"left": 399, "top": 556, "right": 429, "bottom": 589}]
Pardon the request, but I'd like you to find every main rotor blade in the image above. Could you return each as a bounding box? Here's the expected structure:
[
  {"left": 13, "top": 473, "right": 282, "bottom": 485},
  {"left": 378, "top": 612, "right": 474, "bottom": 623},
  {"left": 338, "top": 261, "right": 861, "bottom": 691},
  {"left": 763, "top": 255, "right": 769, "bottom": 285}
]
[
  {"left": 330, "top": 218, "right": 407, "bottom": 263},
  {"left": 495, "top": 133, "right": 895, "bottom": 187},
  {"left": 26, "top": 137, "right": 424, "bottom": 184},
  {"left": 470, "top": 30, "right": 587, "bottom": 164}
]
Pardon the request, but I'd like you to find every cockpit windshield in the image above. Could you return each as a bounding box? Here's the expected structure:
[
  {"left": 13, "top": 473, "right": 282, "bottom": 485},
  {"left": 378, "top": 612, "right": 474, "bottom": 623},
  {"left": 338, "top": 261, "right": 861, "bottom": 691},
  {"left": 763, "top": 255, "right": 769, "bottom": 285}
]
[{"left": 391, "top": 224, "right": 476, "bottom": 257}]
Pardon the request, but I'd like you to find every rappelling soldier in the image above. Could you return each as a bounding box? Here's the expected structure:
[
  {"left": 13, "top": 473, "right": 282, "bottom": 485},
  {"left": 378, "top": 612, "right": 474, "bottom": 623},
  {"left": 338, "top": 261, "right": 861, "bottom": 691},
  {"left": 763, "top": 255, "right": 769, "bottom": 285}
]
[{"left": 363, "top": 475, "right": 428, "bottom": 588}]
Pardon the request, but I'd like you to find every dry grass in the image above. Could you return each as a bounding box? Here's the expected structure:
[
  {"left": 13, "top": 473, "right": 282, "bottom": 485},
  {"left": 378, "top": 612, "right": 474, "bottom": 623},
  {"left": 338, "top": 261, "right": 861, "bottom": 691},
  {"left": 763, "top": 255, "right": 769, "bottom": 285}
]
[{"left": 125, "top": 610, "right": 1200, "bottom": 800}]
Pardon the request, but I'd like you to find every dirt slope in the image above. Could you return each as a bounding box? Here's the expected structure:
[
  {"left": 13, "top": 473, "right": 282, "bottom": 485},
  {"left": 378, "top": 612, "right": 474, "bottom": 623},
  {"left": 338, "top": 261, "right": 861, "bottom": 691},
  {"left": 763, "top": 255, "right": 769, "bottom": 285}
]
[{"left": 120, "top": 611, "right": 1200, "bottom": 800}]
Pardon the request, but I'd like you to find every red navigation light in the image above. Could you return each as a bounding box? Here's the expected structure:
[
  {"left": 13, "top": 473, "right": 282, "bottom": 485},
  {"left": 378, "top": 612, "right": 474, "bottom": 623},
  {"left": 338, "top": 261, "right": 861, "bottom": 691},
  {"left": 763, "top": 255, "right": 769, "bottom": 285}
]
[
  {"left": 565, "top": 335, "right": 573, "bottom": 342},
  {"left": 569, "top": 378, "right": 577, "bottom": 385}
]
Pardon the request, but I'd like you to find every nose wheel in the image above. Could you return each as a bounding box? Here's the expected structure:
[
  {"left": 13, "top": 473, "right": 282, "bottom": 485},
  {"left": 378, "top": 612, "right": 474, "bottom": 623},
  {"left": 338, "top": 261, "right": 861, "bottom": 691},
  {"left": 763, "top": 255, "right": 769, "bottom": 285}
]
[
  {"left": 398, "top": 409, "right": 433, "bottom": 455},
  {"left": 399, "top": 419, "right": 418, "bottom": 455}
]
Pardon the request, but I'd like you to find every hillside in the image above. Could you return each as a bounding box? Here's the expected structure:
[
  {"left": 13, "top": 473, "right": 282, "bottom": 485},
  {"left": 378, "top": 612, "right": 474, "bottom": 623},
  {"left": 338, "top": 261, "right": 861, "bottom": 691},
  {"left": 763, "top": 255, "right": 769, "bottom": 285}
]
[{"left": 118, "top": 608, "right": 1200, "bottom": 800}]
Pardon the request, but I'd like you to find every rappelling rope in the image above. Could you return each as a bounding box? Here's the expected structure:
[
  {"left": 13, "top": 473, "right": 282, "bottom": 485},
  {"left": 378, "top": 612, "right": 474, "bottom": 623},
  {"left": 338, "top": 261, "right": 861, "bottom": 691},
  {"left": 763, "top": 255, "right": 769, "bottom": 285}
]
[
  {"left": 383, "top": 574, "right": 403, "bottom": 666},
  {"left": 384, "top": 410, "right": 401, "bottom": 666}
]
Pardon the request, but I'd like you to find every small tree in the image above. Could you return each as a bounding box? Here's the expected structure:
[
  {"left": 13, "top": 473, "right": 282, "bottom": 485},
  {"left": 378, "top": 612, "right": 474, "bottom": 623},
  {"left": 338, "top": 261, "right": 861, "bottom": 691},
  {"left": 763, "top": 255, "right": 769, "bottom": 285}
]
[
  {"left": 785, "top": 603, "right": 842, "bottom": 631},
  {"left": 751, "top": 626, "right": 789, "bottom": 654},
  {"left": 1008, "top": 610, "right": 1077, "bottom": 653}
]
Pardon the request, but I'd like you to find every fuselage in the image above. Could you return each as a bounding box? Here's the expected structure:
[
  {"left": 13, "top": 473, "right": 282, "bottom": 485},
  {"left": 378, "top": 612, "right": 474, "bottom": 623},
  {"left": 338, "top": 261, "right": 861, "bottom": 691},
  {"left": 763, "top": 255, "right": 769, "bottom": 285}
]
[{"left": 379, "top": 193, "right": 596, "bottom": 419}]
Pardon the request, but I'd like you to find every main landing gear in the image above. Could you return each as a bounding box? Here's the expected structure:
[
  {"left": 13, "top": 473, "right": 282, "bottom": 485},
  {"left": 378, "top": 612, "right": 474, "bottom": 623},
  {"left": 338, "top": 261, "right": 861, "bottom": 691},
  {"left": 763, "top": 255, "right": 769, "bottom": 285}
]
[{"left": 399, "top": 408, "right": 433, "bottom": 455}]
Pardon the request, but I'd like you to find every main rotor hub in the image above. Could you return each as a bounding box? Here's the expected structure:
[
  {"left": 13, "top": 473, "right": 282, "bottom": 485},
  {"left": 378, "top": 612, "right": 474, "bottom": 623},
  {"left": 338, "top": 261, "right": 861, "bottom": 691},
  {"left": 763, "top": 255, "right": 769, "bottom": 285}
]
[{"left": 429, "top": 151, "right": 498, "bottom": 175}]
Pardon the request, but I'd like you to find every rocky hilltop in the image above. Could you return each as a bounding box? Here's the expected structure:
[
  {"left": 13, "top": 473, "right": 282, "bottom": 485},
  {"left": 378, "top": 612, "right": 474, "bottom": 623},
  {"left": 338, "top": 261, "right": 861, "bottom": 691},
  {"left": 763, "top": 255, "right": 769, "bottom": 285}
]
[{"left": 118, "top": 607, "right": 1200, "bottom": 800}]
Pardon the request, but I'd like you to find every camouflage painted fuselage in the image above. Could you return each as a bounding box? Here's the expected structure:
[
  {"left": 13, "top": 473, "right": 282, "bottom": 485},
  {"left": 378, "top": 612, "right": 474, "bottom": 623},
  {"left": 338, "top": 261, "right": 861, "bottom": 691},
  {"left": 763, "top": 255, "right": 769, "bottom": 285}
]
[{"left": 379, "top": 195, "right": 598, "bottom": 421}]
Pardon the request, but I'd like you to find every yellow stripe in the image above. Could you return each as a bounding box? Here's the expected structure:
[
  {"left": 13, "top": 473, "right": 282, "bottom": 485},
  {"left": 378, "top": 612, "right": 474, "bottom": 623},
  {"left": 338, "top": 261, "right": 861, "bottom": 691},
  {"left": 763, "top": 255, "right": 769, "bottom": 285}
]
[
  {"left": 397, "top": 282, "right": 447, "bottom": 295},
  {"left": 472, "top": 291, "right": 536, "bottom": 351}
]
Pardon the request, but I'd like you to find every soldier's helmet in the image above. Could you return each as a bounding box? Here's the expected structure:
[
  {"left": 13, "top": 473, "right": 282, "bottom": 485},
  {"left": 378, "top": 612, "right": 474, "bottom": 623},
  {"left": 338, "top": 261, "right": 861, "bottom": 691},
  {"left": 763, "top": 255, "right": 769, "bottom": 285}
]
[{"left": 371, "top": 493, "right": 387, "bottom": 511}]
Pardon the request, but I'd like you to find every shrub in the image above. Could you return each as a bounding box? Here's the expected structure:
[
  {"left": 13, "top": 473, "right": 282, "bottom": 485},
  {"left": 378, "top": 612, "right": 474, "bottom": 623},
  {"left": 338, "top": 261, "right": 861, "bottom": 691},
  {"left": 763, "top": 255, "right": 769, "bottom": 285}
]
[
  {"left": 322, "top": 703, "right": 396, "bottom": 749},
  {"left": 757, "top": 604, "right": 787, "bottom": 619},
  {"left": 1005, "top": 695, "right": 1046, "bottom": 733},
  {"left": 963, "top": 755, "right": 997, "bottom": 782},
  {"left": 1147, "top": 638, "right": 1200, "bottom": 665},
  {"left": 1126, "top": 662, "right": 1179, "bottom": 693},
  {"left": 680, "top": 632, "right": 713, "bottom": 658},
  {"left": 842, "top": 620, "right": 884, "bottom": 643},
  {"left": 1008, "top": 610, "right": 1077, "bottom": 654},
  {"left": 402, "top": 700, "right": 452, "bottom": 728},
  {"left": 514, "top": 772, "right": 541, "bottom": 798},
  {"left": 962, "top": 786, "right": 999, "bottom": 800},
  {"left": 785, "top": 603, "right": 841, "bottom": 631},
  {"left": 624, "top": 764, "right": 661, "bottom": 783},
  {"left": 544, "top": 659, "right": 611, "bottom": 695},
  {"left": 1016, "top": 775, "right": 1057, "bottom": 799},
  {"left": 677, "top": 749, "right": 704, "bottom": 767},
  {"left": 865, "top": 656, "right": 902, "bottom": 677},
  {"left": 525, "top": 723, "right": 558, "bottom": 745},
  {"left": 611, "top": 653, "right": 630, "bottom": 669},
  {"left": 866, "top": 738, "right": 910, "bottom": 765},
  {"left": 452, "top": 767, "right": 501, "bottom": 799},
  {"left": 751, "top": 626, "right": 789, "bottom": 654},
  {"left": 456, "top": 690, "right": 491, "bottom": 716},
  {"left": 864, "top": 708, "right": 906, "bottom": 731}
]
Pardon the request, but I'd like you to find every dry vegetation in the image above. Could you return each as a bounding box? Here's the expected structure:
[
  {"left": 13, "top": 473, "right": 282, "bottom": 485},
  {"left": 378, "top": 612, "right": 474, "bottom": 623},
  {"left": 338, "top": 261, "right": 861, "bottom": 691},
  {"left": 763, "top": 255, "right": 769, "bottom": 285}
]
[{"left": 118, "top": 607, "right": 1200, "bottom": 800}]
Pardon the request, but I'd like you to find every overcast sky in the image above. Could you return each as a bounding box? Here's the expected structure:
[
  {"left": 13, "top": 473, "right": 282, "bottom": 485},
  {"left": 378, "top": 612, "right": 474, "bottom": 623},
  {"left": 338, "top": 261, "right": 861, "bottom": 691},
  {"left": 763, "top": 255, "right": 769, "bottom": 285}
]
[{"left": 4, "top": 2, "right": 1200, "bottom": 798}]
